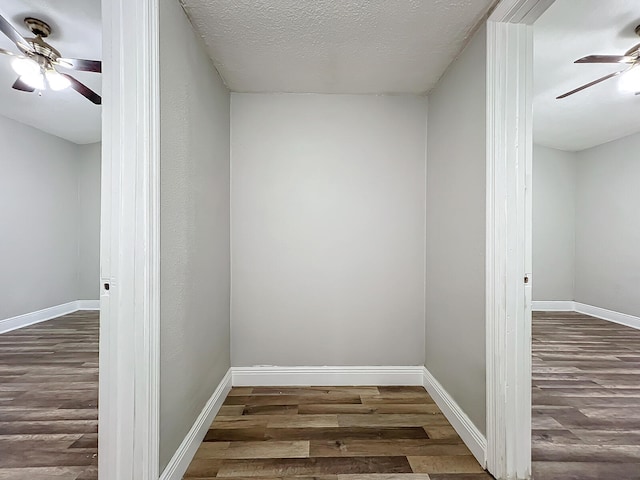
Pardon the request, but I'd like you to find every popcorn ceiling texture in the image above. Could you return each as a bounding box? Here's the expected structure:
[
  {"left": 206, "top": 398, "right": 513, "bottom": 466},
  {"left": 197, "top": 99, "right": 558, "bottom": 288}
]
[{"left": 180, "top": 0, "right": 494, "bottom": 94}]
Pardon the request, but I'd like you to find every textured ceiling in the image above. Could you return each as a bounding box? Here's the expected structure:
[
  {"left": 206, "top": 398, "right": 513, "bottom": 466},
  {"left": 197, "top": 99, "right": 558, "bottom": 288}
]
[
  {"left": 0, "top": 0, "right": 101, "bottom": 144},
  {"left": 180, "top": 0, "right": 494, "bottom": 94},
  {"left": 534, "top": 0, "right": 640, "bottom": 151}
]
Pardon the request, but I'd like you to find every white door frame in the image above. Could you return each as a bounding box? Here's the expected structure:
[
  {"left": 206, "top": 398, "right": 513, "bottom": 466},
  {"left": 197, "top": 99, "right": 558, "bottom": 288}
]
[
  {"left": 99, "top": 0, "right": 160, "bottom": 479},
  {"left": 485, "top": 0, "right": 555, "bottom": 478},
  {"left": 98, "top": 0, "right": 561, "bottom": 477}
]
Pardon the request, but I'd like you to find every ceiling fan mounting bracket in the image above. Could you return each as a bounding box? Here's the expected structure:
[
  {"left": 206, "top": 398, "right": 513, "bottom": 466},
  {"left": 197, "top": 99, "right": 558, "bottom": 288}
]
[{"left": 24, "top": 17, "right": 51, "bottom": 38}]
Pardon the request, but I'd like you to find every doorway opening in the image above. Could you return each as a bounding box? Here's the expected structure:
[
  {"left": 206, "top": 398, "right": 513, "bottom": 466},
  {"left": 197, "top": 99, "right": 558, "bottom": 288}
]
[
  {"left": 531, "top": 1, "right": 640, "bottom": 477},
  {"left": 0, "top": 2, "right": 102, "bottom": 478}
]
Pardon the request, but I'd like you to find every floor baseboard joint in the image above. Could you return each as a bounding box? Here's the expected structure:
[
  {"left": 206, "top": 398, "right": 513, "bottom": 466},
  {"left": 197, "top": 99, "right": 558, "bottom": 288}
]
[
  {"left": 0, "top": 301, "right": 99, "bottom": 334},
  {"left": 533, "top": 301, "right": 640, "bottom": 331}
]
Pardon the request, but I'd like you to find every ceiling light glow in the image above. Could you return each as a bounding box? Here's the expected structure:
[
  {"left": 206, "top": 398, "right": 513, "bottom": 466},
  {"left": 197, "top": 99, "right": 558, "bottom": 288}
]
[
  {"left": 21, "top": 72, "right": 45, "bottom": 90},
  {"left": 618, "top": 67, "right": 640, "bottom": 93},
  {"left": 11, "top": 57, "right": 40, "bottom": 77},
  {"left": 46, "top": 70, "right": 71, "bottom": 91}
]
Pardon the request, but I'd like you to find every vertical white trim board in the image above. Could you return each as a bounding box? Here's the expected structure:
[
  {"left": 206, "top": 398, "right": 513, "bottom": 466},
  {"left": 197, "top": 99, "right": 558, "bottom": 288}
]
[
  {"left": 532, "top": 301, "right": 574, "bottom": 311},
  {"left": 574, "top": 303, "right": 640, "bottom": 331},
  {"left": 485, "top": 15, "right": 534, "bottom": 479},
  {"left": 486, "top": 1, "right": 556, "bottom": 478},
  {"left": 0, "top": 301, "right": 100, "bottom": 334},
  {"left": 99, "top": 0, "right": 161, "bottom": 477},
  {"left": 422, "top": 367, "right": 487, "bottom": 468},
  {"left": 159, "top": 369, "right": 233, "bottom": 480},
  {"left": 231, "top": 366, "right": 425, "bottom": 387}
]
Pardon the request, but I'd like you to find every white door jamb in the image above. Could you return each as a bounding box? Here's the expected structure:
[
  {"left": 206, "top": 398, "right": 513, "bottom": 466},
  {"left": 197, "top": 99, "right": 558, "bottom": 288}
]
[
  {"left": 99, "top": 0, "right": 161, "bottom": 479},
  {"left": 485, "top": 1, "right": 554, "bottom": 478}
]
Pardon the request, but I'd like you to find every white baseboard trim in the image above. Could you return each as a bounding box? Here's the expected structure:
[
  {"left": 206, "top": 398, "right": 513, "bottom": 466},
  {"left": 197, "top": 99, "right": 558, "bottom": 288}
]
[
  {"left": 159, "top": 369, "right": 232, "bottom": 480},
  {"left": 422, "top": 366, "right": 486, "bottom": 468},
  {"left": 0, "top": 301, "right": 80, "bottom": 334},
  {"left": 532, "top": 300, "right": 574, "bottom": 311},
  {"left": 77, "top": 300, "right": 100, "bottom": 310},
  {"left": 574, "top": 302, "right": 640, "bottom": 331},
  {"left": 231, "top": 366, "right": 425, "bottom": 387},
  {"left": 533, "top": 300, "right": 640, "bottom": 331}
]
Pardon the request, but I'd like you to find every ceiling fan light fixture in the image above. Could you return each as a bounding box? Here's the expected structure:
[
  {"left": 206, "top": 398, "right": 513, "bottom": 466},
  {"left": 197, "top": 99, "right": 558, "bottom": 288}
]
[
  {"left": 20, "top": 71, "right": 45, "bottom": 90},
  {"left": 46, "top": 69, "right": 70, "bottom": 91},
  {"left": 11, "top": 56, "right": 39, "bottom": 77},
  {"left": 618, "top": 67, "right": 640, "bottom": 93}
]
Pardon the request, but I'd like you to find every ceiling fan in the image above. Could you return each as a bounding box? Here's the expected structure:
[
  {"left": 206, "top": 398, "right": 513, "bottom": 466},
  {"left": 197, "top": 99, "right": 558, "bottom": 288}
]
[
  {"left": 557, "top": 25, "right": 640, "bottom": 99},
  {"left": 0, "top": 14, "right": 101, "bottom": 104}
]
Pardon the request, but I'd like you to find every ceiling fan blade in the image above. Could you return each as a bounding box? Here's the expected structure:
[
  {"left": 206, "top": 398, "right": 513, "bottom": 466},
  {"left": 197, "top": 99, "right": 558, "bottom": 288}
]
[
  {"left": 61, "top": 73, "right": 101, "bottom": 104},
  {"left": 0, "top": 13, "right": 33, "bottom": 52},
  {"left": 57, "top": 58, "right": 101, "bottom": 73},
  {"left": 0, "top": 47, "right": 15, "bottom": 56},
  {"left": 556, "top": 71, "right": 622, "bottom": 99},
  {"left": 12, "top": 77, "right": 35, "bottom": 92},
  {"left": 575, "top": 55, "right": 636, "bottom": 64}
]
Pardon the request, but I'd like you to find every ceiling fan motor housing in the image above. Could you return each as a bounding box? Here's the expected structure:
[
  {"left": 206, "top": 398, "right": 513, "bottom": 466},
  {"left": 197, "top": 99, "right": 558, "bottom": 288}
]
[
  {"left": 24, "top": 17, "right": 51, "bottom": 38},
  {"left": 13, "top": 18, "right": 60, "bottom": 65},
  {"left": 28, "top": 36, "right": 61, "bottom": 64}
]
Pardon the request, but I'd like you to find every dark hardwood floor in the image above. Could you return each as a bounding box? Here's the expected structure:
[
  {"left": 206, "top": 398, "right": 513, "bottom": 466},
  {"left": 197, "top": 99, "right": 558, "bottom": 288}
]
[
  {"left": 532, "top": 311, "right": 640, "bottom": 480},
  {"left": 185, "top": 386, "right": 492, "bottom": 479},
  {"left": 0, "top": 310, "right": 99, "bottom": 480},
  {"left": 8, "top": 308, "right": 638, "bottom": 479}
]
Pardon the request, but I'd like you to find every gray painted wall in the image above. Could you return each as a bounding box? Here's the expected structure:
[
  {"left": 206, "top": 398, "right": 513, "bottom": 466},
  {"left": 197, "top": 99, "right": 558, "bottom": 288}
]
[
  {"left": 231, "top": 93, "right": 427, "bottom": 367},
  {"left": 532, "top": 145, "right": 577, "bottom": 301},
  {"left": 575, "top": 133, "right": 640, "bottom": 317},
  {"left": 0, "top": 116, "right": 100, "bottom": 320},
  {"left": 77, "top": 143, "right": 102, "bottom": 300},
  {"left": 532, "top": 135, "right": 640, "bottom": 318},
  {"left": 0, "top": 115, "right": 80, "bottom": 320},
  {"left": 159, "top": 0, "right": 231, "bottom": 471},
  {"left": 425, "top": 26, "right": 486, "bottom": 434}
]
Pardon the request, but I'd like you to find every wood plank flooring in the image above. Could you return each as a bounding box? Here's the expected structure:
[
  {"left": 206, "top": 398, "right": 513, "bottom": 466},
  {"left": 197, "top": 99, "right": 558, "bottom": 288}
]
[
  {"left": 185, "top": 386, "right": 493, "bottom": 479},
  {"left": 0, "top": 311, "right": 99, "bottom": 480},
  {"left": 10, "top": 308, "right": 638, "bottom": 479},
  {"left": 532, "top": 311, "right": 640, "bottom": 480}
]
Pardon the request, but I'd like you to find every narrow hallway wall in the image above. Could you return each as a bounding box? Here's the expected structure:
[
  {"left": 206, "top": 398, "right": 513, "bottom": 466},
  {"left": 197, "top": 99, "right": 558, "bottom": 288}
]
[
  {"left": 425, "top": 25, "right": 487, "bottom": 434},
  {"left": 159, "top": 0, "right": 231, "bottom": 471}
]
